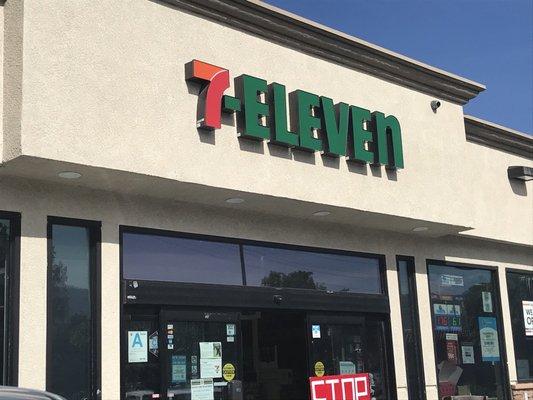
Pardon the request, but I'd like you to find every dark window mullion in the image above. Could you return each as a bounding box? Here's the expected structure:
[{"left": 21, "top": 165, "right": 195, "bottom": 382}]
[{"left": 397, "top": 256, "right": 426, "bottom": 400}]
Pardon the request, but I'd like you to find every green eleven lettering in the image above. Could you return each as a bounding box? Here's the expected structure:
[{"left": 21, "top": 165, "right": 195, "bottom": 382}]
[
  {"left": 296, "top": 90, "right": 322, "bottom": 152},
  {"left": 321, "top": 96, "right": 349, "bottom": 157},
  {"left": 240, "top": 74, "right": 269, "bottom": 140},
  {"left": 372, "top": 112, "right": 404, "bottom": 169},
  {"left": 235, "top": 76, "right": 404, "bottom": 168},
  {"left": 270, "top": 83, "right": 299, "bottom": 147},
  {"left": 350, "top": 106, "right": 374, "bottom": 164}
]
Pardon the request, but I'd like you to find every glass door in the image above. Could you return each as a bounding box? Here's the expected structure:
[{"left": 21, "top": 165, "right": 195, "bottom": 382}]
[
  {"left": 307, "top": 314, "right": 392, "bottom": 400},
  {"left": 123, "top": 306, "right": 161, "bottom": 400},
  {"left": 159, "top": 309, "right": 242, "bottom": 400}
]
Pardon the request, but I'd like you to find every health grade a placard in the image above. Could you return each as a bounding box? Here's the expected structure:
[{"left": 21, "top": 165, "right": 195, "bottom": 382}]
[{"left": 309, "top": 373, "right": 371, "bottom": 400}]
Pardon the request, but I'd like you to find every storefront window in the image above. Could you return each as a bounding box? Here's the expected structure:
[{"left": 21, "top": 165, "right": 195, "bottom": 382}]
[
  {"left": 243, "top": 245, "right": 382, "bottom": 294},
  {"left": 428, "top": 263, "right": 507, "bottom": 399},
  {"left": 48, "top": 221, "right": 99, "bottom": 400},
  {"left": 122, "top": 231, "right": 383, "bottom": 295},
  {"left": 122, "top": 232, "right": 243, "bottom": 286},
  {"left": 121, "top": 229, "right": 394, "bottom": 399},
  {"left": 506, "top": 270, "right": 533, "bottom": 381},
  {"left": 0, "top": 219, "right": 9, "bottom": 384}
]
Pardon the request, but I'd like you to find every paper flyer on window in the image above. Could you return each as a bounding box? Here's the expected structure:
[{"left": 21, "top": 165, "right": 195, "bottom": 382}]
[{"left": 478, "top": 317, "right": 500, "bottom": 362}]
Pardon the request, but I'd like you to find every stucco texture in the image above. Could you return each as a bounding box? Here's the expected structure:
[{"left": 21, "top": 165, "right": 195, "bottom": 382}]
[{"left": 2, "top": 0, "right": 530, "bottom": 246}]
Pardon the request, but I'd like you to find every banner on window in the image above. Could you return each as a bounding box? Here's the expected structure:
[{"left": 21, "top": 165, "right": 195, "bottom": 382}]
[{"left": 524, "top": 301, "right": 533, "bottom": 336}]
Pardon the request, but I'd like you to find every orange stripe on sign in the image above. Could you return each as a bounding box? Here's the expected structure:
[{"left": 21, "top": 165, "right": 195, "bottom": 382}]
[{"left": 191, "top": 60, "right": 227, "bottom": 81}]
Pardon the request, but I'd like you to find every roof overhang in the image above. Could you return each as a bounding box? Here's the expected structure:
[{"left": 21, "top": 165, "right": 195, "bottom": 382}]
[
  {"left": 162, "top": 0, "right": 486, "bottom": 104},
  {"left": 0, "top": 156, "right": 474, "bottom": 239},
  {"left": 464, "top": 115, "right": 533, "bottom": 159}
]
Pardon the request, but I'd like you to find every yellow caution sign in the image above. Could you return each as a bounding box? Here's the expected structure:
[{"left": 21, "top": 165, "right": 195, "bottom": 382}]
[
  {"left": 314, "top": 361, "right": 325, "bottom": 377},
  {"left": 223, "top": 363, "right": 236, "bottom": 382}
]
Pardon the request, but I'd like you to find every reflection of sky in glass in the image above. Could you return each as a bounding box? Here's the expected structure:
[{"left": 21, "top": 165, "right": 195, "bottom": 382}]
[
  {"left": 123, "top": 233, "right": 243, "bottom": 285},
  {"left": 428, "top": 264, "right": 492, "bottom": 298},
  {"left": 243, "top": 245, "right": 382, "bottom": 294},
  {"left": 398, "top": 260, "right": 410, "bottom": 296},
  {"left": 52, "top": 225, "right": 90, "bottom": 290}
]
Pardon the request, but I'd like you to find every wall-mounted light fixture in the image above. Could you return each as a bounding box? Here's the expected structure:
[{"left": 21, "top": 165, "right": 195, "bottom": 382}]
[
  {"left": 508, "top": 166, "right": 533, "bottom": 181},
  {"left": 430, "top": 100, "right": 441, "bottom": 112}
]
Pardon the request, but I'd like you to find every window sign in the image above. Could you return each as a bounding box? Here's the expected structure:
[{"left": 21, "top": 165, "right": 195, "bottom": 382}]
[
  {"left": 128, "top": 331, "right": 148, "bottom": 363},
  {"left": 446, "top": 340, "right": 459, "bottom": 364},
  {"left": 482, "top": 292, "right": 493, "bottom": 313},
  {"left": 309, "top": 373, "right": 371, "bottom": 400},
  {"left": 226, "top": 324, "right": 236, "bottom": 337},
  {"left": 434, "top": 303, "right": 462, "bottom": 332},
  {"left": 461, "top": 345, "right": 475, "bottom": 364},
  {"left": 312, "top": 325, "right": 321, "bottom": 339},
  {"left": 479, "top": 317, "right": 500, "bottom": 362},
  {"left": 339, "top": 361, "right": 356, "bottom": 374},
  {"left": 199, "top": 342, "right": 222, "bottom": 379},
  {"left": 191, "top": 378, "right": 214, "bottom": 400},
  {"left": 441, "top": 274, "right": 464, "bottom": 287},
  {"left": 523, "top": 300, "right": 533, "bottom": 336},
  {"left": 149, "top": 331, "right": 159, "bottom": 357},
  {"left": 171, "top": 355, "right": 187, "bottom": 384}
]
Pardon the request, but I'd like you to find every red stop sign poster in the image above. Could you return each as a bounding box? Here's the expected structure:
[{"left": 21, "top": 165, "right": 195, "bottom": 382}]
[{"left": 309, "top": 373, "right": 371, "bottom": 400}]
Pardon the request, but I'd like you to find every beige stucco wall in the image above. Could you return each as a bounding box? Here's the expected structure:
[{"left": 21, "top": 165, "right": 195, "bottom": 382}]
[
  {"left": 1, "top": 0, "right": 531, "bottom": 247},
  {"left": 0, "top": 2, "right": 4, "bottom": 159},
  {"left": 2, "top": 0, "right": 23, "bottom": 162},
  {"left": 1, "top": 176, "right": 531, "bottom": 399},
  {"left": 0, "top": 0, "right": 531, "bottom": 398}
]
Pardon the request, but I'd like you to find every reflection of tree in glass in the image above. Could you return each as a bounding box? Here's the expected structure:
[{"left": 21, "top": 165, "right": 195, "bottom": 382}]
[
  {"left": 50, "top": 246, "right": 89, "bottom": 400},
  {"left": 0, "top": 222, "right": 8, "bottom": 382},
  {"left": 261, "top": 270, "right": 327, "bottom": 290},
  {"left": 0, "top": 223, "right": 9, "bottom": 268}
]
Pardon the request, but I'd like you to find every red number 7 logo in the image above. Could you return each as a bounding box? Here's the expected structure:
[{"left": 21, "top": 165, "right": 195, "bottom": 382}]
[{"left": 185, "top": 60, "right": 230, "bottom": 130}]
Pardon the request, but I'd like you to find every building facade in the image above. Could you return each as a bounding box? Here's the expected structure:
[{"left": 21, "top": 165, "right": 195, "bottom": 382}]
[{"left": 0, "top": 1, "right": 532, "bottom": 399}]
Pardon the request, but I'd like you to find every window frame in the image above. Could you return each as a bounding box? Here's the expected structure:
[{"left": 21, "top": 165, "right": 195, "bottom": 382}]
[
  {"left": 505, "top": 267, "right": 533, "bottom": 384},
  {"left": 46, "top": 216, "right": 101, "bottom": 400},
  {"left": 396, "top": 255, "right": 426, "bottom": 400},
  {"left": 426, "top": 259, "right": 511, "bottom": 400},
  {"left": 119, "top": 225, "right": 394, "bottom": 400},
  {"left": 0, "top": 210, "right": 21, "bottom": 386},
  {"left": 120, "top": 225, "right": 389, "bottom": 300}
]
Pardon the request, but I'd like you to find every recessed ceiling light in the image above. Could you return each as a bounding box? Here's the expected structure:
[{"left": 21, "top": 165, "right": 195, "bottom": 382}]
[
  {"left": 313, "top": 211, "right": 331, "bottom": 217},
  {"left": 58, "top": 171, "right": 82, "bottom": 179},
  {"left": 412, "top": 226, "right": 429, "bottom": 232},
  {"left": 225, "top": 197, "right": 244, "bottom": 204}
]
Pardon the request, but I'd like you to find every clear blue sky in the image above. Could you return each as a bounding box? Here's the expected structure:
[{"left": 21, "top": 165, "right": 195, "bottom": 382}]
[{"left": 265, "top": 0, "right": 533, "bottom": 134}]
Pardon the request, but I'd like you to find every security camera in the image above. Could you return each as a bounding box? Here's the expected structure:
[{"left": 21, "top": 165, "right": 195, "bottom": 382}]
[{"left": 431, "top": 100, "right": 441, "bottom": 112}]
